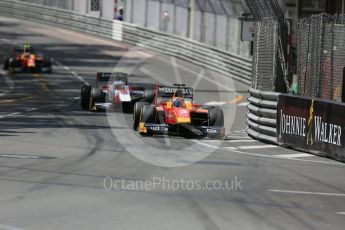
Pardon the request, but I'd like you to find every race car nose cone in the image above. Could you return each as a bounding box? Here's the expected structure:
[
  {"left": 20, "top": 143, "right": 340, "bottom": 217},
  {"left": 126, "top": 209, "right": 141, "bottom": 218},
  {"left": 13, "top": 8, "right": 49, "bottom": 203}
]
[
  {"left": 175, "top": 108, "right": 191, "bottom": 123},
  {"left": 176, "top": 117, "right": 191, "bottom": 123}
]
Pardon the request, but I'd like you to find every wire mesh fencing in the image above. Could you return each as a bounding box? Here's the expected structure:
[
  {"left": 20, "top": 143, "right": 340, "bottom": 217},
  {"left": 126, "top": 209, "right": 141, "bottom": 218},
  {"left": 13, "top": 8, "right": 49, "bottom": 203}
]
[
  {"left": 245, "top": 0, "right": 288, "bottom": 92},
  {"left": 297, "top": 14, "right": 345, "bottom": 101},
  {"left": 251, "top": 19, "right": 277, "bottom": 90}
]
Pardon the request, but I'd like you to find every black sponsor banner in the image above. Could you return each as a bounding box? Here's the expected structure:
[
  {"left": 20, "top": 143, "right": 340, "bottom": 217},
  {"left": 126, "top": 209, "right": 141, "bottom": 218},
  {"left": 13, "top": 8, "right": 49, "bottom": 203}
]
[{"left": 277, "top": 95, "right": 345, "bottom": 157}]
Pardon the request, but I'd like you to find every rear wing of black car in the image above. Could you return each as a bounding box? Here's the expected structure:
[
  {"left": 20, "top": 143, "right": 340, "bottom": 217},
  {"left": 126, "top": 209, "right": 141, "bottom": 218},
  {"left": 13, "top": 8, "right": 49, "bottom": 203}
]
[
  {"left": 156, "top": 85, "right": 193, "bottom": 99},
  {"left": 96, "top": 72, "right": 128, "bottom": 88}
]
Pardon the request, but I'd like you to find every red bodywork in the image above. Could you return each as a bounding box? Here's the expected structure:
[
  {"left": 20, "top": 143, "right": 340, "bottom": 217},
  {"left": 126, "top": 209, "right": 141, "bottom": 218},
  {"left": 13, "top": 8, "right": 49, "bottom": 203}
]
[
  {"left": 153, "top": 83, "right": 208, "bottom": 125},
  {"left": 15, "top": 52, "right": 43, "bottom": 69},
  {"left": 138, "top": 84, "right": 224, "bottom": 137},
  {"left": 156, "top": 102, "right": 208, "bottom": 125}
]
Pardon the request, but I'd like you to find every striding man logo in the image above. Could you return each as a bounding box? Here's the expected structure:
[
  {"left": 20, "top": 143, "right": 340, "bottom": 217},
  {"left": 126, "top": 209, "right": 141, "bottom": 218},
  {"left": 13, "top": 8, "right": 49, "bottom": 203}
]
[{"left": 307, "top": 99, "right": 314, "bottom": 145}]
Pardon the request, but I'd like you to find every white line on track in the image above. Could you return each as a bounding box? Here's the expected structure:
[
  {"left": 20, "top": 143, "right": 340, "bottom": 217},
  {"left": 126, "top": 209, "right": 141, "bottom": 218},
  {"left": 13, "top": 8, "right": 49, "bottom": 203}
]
[
  {"left": 226, "top": 139, "right": 257, "bottom": 143},
  {"left": 54, "top": 60, "right": 90, "bottom": 86},
  {"left": 7, "top": 112, "right": 21, "bottom": 116},
  {"left": 171, "top": 57, "right": 182, "bottom": 84},
  {"left": 193, "top": 140, "right": 218, "bottom": 149},
  {"left": 275, "top": 153, "right": 313, "bottom": 158},
  {"left": 0, "top": 38, "right": 10, "bottom": 43},
  {"left": 193, "top": 140, "right": 344, "bottom": 165},
  {"left": 154, "top": 55, "right": 239, "bottom": 92},
  {"left": 336, "top": 212, "right": 345, "bottom": 215},
  {"left": 203, "top": 139, "right": 256, "bottom": 143},
  {"left": 25, "top": 107, "right": 38, "bottom": 112},
  {"left": 77, "top": 76, "right": 89, "bottom": 85},
  {"left": 224, "top": 147, "right": 238, "bottom": 150},
  {"left": 0, "top": 224, "right": 24, "bottom": 230},
  {"left": 0, "top": 108, "right": 38, "bottom": 119},
  {"left": 192, "top": 70, "right": 205, "bottom": 89},
  {"left": 151, "top": 55, "right": 239, "bottom": 93},
  {"left": 140, "top": 67, "right": 171, "bottom": 85},
  {"left": 238, "top": 102, "right": 249, "bottom": 106},
  {"left": 267, "top": 189, "right": 345, "bottom": 197},
  {"left": 205, "top": 101, "right": 227, "bottom": 106},
  {"left": 238, "top": 145, "right": 278, "bottom": 150},
  {"left": 0, "top": 154, "right": 39, "bottom": 159},
  {"left": 225, "top": 137, "right": 252, "bottom": 140},
  {"left": 0, "top": 112, "right": 21, "bottom": 119},
  {"left": 227, "top": 130, "right": 246, "bottom": 133},
  {"left": 0, "top": 70, "right": 15, "bottom": 97}
]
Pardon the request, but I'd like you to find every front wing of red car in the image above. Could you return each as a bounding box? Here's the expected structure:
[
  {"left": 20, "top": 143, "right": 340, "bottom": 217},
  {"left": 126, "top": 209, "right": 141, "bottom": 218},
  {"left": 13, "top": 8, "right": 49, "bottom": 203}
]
[{"left": 139, "top": 122, "right": 225, "bottom": 137}]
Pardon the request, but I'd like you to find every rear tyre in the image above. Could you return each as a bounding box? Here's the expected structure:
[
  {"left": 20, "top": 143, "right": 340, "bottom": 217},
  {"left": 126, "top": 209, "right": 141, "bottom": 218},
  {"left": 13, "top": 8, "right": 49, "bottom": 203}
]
[
  {"left": 89, "top": 87, "right": 105, "bottom": 111},
  {"left": 133, "top": 101, "right": 148, "bottom": 130},
  {"left": 81, "top": 85, "right": 92, "bottom": 109},
  {"left": 3, "top": 58, "right": 9, "bottom": 70},
  {"left": 8, "top": 59, "right": 15, "bottom": 75}
]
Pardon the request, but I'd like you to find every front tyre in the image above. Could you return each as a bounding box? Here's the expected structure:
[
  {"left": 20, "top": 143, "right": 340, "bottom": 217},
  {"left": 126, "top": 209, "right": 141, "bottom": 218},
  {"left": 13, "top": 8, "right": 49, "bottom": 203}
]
[
  {"left": 139, "top": 104, "right": 156, "bottom": 136},
  {"left": 133, "top": 101, "right": 148, "bottom": 130},
  {"left": 208, "top": 108, "right": 224, "bottom": 126},
  {"left": 81, "top": 85, "right": 92, "bottom": 109}
]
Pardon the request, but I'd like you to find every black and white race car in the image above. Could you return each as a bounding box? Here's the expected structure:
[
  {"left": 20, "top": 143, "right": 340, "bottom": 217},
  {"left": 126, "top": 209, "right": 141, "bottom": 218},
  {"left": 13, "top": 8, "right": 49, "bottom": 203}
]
[{"left": 80, "top": 72, "right": 154, "bottom": 113}]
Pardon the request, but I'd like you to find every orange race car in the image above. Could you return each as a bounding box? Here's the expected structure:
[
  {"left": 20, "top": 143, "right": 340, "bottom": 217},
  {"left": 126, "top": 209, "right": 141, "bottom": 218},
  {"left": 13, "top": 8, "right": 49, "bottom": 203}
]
[
  {"left": 3, "top": 44, "right": 52, "bottom": 74},
  {"left": 133, "top": 84, "right": 225, "bottom": 138}
]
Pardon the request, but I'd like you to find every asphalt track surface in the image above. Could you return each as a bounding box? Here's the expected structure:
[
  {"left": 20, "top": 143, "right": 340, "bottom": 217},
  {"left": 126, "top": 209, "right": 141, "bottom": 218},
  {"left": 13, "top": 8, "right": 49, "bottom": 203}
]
[{"left": 0, "top": 17, "right": 345, "bottom": 230}]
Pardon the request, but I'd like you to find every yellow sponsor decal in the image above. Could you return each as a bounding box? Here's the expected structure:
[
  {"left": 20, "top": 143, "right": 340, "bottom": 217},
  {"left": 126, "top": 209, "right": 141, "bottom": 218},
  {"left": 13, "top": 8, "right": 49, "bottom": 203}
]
[
  {"left": 185, "top": 102, "right": 192, "bottom": 109},
  {"left": 176, "top": 117, "right": 191, "bottom": 123},
  {"left": 166, "top": 102, "right": 172, "bottom": 109},
  {"left": 139, "top": 122, "right": 147, "bottom": 133}
]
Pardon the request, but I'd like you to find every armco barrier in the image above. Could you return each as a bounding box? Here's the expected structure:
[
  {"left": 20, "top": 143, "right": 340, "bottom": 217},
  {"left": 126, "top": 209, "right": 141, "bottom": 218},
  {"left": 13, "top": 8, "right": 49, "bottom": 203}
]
[
  {"left": 246, "top": 88, "right": 280, "bottom": 144},
  {"left": 0, "top": 0, "right": 252, "bottom": 85}
]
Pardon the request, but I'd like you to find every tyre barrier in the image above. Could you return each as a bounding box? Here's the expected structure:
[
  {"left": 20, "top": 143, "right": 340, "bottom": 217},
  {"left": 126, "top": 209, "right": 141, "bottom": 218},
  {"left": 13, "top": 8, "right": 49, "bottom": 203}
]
[
  {"left": 246, "top": 88, "right": 280, "bottom": 144},
  {"left": 0, "top": 0, "right": 252, "bottom": 85}
]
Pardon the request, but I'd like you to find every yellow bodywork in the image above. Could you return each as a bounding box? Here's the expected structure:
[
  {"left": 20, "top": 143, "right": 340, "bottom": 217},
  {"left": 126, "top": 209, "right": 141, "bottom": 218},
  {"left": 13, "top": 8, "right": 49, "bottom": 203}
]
[
  {"left": 139, "top": 122, "right": 147, "bottom": 133},
  {"left": 176, "top": 117, "right": 191, "bottom": 123}
]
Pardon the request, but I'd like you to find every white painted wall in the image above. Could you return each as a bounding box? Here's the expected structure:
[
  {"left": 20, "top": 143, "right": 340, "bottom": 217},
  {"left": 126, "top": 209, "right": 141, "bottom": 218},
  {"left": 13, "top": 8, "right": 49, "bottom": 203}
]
[{"left": 101, "top": 0, "right": 115, "bottom": 20}]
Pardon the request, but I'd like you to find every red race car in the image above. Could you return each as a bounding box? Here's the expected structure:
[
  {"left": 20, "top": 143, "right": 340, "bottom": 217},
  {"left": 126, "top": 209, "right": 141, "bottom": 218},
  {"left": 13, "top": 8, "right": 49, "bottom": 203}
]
[
  {"left": 133, "top": 84, "right": 225, "bottom": 138},
  {"left": 3, "top": 44, "right": 52, "bottom": 74}
]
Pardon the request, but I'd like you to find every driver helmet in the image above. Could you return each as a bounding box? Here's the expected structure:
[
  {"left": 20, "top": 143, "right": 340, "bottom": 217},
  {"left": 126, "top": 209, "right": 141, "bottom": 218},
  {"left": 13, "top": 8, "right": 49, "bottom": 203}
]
[
  {"left": 173, "top": 97, "right": 184, "bottom": 107},
  {"left": 173, "top": 90, "right": 184, "bottom": 107},
  {"left": 23, "top": 43, "right": 30, "bottom": 53}
]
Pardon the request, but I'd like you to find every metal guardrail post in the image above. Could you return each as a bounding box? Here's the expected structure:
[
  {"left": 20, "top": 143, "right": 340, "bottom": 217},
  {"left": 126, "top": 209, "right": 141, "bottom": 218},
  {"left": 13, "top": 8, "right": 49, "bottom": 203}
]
[{"left": 187, "top": 0, "right": 195, "bottom": 39}]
